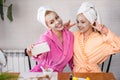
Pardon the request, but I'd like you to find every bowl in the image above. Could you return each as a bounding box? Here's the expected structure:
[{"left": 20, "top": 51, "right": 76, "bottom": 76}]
[{"left": 43, "top": 68, "right": 53, "bottom": 78}]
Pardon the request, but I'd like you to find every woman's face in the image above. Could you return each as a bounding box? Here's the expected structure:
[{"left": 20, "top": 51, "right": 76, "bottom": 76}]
[
  {"left": 45, "top": 11, "right": 63, "bottom": 30},
  {"left": 76, "top": 13, "right": 91, "bottom": 33}
]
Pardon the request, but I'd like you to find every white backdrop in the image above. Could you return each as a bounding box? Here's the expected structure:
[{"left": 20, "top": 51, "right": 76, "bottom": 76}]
[{"left": 0, "top": 0, "right": 120, "bottom": 49}]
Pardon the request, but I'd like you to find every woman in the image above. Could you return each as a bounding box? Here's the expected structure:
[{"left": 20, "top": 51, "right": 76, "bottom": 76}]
[
  {"left": 73, "top": 1, "right": 120, "bottom": 72},
  {"left": 26, "top": 6, "right": 74, "bottom": 72}
]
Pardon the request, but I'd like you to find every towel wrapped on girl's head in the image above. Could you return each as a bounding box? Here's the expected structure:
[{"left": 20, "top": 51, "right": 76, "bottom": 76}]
[{"left": 77, "top": 1, "right": 101, "bottom": 25}]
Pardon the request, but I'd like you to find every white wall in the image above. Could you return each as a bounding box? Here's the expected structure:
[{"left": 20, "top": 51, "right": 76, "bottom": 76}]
[{"left": 0, "top": 0, "right": 120, "bottom": 49}]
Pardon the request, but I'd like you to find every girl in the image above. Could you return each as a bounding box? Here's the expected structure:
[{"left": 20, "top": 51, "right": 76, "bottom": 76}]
[{"left": 73, "top": 1, "right": 120, "bottom": 72}]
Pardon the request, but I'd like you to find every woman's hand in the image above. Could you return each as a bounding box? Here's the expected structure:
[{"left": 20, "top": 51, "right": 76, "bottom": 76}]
[
  {"left": 26, "top": 44, "right": 34, "bottom": 57},
  {"left": 93, "top": 21, "right": 108, "bottom": 35},
  {"left": 64, "top": 20, "right": 76, "bottom": 30}
]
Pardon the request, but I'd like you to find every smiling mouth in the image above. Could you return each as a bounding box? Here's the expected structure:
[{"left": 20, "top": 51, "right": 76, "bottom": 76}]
[
  {"left": 56, "top": 24, "right": 62, "bottom": 28},
  {"left": 79, "top": 27, "right": 84, "bottom": 30}
]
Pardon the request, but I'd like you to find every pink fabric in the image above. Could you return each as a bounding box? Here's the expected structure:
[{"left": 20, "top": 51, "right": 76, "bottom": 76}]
[
  {"left": 73, "top": 29, "right": 120, "bottom": 72},
  {"left": 30, "top": 28, "right": 74, "bottom": 72}
]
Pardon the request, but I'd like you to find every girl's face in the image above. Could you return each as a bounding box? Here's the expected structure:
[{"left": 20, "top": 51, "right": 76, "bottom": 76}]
[
  {"left": 76, "top": 13, "right": 91, "bottom": 33},
  {"left": 45, "top": 11, "right": 63, "bottom": 30}
]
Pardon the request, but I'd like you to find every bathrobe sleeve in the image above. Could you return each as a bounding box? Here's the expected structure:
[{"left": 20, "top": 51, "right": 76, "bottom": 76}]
[{"left": 102, "top": 29, "right": 120, "bottom": 54}]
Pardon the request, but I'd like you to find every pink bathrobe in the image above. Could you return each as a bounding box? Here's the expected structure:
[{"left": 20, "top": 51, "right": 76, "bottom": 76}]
[{"left": 30, "top": 28, "right": 74, "bottom": 72}]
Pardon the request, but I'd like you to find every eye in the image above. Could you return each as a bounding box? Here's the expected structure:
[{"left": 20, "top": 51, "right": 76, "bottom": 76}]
[
  {"left": 50, "top": 20, "right": 54, "bottom": 24},
  {"left": 81, "top": 21, "right": 85, "bottom": 24},
  {"left": 55, "top": 16, "right": 59, "bottom": 20},
  {"left": 76, "top": 20, "right": 79, "bottom": 24},
  {"left": 80, "top": 20, "right": 85, "bottom": 24}
]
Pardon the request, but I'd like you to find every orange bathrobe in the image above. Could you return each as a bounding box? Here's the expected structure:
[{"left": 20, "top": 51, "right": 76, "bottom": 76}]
[{"left": 73, "top": 30, "right": 120, "bottom": 72}]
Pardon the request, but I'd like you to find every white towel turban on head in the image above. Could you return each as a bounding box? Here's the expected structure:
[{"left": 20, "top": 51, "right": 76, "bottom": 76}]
[
  {"left": 77, "top": 1, "right": 101, "bottom": 24},
  {"left": 37, "top": 6, "right": 54, "bottom": 28}
]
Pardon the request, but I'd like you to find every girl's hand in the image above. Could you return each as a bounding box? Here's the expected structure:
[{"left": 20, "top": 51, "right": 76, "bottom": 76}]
[
  {"left": 26, "top": 44, "right": 34, "bottom": 57},
  {"left": 93, "top": 21, "right": 108, "bottom": 35},
  {"left": 64, "top": 20, "right": 76, "bottom": 30}
]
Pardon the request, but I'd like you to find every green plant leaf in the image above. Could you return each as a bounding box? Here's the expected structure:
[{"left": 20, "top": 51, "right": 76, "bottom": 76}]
[
  {"left": 0, "top": 73, "right": 18, "bottom": 80},
  {"left": 0, "top": 0, "right": 4, "bottom": 20},
  {"left": 4, "top": 0, "right": 6, "bottom": 3},
  {"left": 7, "top": 4, "right": 13, "bottom": 22}
]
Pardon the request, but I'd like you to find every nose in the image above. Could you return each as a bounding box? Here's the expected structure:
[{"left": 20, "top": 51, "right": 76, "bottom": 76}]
[
  {"left": 77, "top": 22, "right": 83, "bottom": 27},
  {"left": 55, "top": 20, "right": 59, "bottom": 24}
]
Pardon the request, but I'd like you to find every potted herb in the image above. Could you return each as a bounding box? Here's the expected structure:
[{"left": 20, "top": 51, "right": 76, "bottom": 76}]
[
  {"left": 0, "top": 0, "right": 13, "bottom": 22},
  {"left": 0, "top": 72, "right": 18, "bottom": 80}
]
